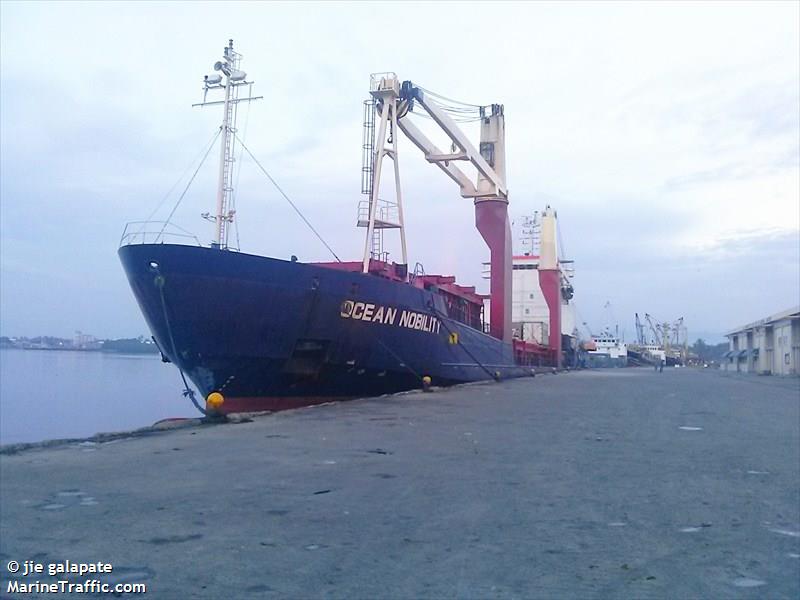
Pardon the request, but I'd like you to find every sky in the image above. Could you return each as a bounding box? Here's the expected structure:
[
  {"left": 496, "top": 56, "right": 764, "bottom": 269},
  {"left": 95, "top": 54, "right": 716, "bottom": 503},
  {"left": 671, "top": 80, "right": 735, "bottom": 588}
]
[{"left": 1, "top": 1, "right": 798, "bottom": 343}]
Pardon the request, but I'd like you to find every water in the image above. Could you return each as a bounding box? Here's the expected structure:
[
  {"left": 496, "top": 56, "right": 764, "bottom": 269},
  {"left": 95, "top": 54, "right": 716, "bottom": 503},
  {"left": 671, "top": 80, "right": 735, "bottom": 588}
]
[{"left": 0, "top": 349, "right": 197, "bottom": 445}]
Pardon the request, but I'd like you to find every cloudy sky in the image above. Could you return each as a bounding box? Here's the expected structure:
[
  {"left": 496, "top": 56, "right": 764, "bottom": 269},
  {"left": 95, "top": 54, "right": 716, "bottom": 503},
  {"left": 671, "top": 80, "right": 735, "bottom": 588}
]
[{"left": 1, "top": 1, "right": 798, "bottom": 343}]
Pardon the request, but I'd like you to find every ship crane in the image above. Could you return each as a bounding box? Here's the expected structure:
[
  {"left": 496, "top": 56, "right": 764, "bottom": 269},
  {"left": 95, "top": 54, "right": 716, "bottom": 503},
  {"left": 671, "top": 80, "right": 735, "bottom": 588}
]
[
  {"left": 644, "top": 313, "right": 661, "bottom": 346},
  {"left": 635, "top": 312, "right": 647, "bottom": 345},
  {"left": 362, "top": 74, "right": 512, "bottom": 341}
]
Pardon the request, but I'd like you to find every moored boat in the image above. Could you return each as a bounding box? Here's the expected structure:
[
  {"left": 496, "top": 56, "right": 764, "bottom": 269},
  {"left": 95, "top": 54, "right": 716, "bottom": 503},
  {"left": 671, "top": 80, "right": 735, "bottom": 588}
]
[{"left": 119, "top": 41, "right": 567, "bottom": 413}]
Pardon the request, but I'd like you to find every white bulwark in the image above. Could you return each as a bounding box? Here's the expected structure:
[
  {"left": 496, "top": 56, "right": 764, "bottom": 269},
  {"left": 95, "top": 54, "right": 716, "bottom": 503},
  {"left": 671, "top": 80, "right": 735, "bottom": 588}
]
[{"left": 721, "top": 306, "right": 800, "bottom": 376}]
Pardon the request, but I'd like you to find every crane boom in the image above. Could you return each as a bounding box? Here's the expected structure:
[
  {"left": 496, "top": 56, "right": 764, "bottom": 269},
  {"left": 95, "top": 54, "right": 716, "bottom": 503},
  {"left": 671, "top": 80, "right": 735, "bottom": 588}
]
[
  {"left": 360, "top": 74, "right": 512, "bottom": 341},
  {"left": 400, "top": 83, "right": 508, "bottom": 198},
  {"left": 635, "top": 312, "right": 646, "bottom": 344},
  {"left": 645, "top": 313, "right": 660, "bottom": 345},
  {"left": 395, "top": 117, "right": 479, "bottom": 197},
  {"left": 400, "top": 81, "right": 511, "bottom": 340}
]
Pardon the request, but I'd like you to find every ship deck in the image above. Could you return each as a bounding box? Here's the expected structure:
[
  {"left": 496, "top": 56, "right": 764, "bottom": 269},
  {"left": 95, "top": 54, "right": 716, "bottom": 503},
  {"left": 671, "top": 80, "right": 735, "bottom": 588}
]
[{"left": 1, "top": 369, "right": 798, "bottom": 598}]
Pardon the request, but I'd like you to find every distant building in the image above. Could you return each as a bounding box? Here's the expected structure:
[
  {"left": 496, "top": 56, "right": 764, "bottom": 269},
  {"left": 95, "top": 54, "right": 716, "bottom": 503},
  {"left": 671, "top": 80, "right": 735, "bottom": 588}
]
[
  {"left": 721, "top": 306, "right": 800, "bottom": 376},
  {"left": 73, "top": 331, "right": 100, "bottom": 350}
]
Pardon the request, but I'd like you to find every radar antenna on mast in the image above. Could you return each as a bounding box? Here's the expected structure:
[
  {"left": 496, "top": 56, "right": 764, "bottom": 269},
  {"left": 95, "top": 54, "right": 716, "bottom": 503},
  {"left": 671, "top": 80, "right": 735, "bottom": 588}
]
[{"left": 193, "top": 39, "right": 263, "bottom": 249}]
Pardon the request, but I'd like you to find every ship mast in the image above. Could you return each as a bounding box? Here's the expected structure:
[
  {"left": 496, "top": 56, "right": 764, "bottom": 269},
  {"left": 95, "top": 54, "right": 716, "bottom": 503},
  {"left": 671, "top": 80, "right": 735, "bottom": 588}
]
[
  {"left": 518, "top": 211, "right": 541, "bottom": 256},
  {"left": 193, "top": 39, "right": 262, "bottom": 249}
]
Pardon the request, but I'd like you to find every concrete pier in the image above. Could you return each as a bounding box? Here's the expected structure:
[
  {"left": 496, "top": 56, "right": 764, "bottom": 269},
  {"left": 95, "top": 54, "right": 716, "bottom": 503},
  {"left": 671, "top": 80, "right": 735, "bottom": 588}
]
[{"left": 1, "top": 369, "right": 798, "bottom": 598}]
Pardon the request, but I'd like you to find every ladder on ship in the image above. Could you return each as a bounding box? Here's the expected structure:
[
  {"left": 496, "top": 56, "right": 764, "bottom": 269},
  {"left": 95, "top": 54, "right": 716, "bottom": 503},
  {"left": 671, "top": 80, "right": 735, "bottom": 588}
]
[
  {"left": 361, "top": 98, "right": 376, "bottom": 197},
  {"left": 359, "top": 98, "right": 384, "bottom": 261},
  {"left": 357, "top": 96, "right": 401, "bottom": 264},
  {"left": 219, "top": 97, "right": 236, "bottom": 245}
]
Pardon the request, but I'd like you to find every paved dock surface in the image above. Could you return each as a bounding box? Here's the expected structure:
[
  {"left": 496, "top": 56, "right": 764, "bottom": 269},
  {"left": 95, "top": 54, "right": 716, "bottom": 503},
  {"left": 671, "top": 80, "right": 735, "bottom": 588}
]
[{"left": 1, "top": 368, "right": 799, "bottom": 599}]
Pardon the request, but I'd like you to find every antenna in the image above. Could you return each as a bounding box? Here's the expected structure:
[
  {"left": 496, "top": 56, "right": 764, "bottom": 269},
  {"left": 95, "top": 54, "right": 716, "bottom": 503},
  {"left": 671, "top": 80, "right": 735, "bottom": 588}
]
[
  {"left": 518, "top": 211, "right": 540, "bottom": 255},
  {"left": 193, "top": 39, "right": 264, "bottom": 249}
]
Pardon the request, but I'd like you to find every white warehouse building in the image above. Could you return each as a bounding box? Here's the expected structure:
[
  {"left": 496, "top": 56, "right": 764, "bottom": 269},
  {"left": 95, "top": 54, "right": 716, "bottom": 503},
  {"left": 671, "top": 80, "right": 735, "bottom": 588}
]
[{"left": 721, "top": 306, "right": 800, "bottom": 376}]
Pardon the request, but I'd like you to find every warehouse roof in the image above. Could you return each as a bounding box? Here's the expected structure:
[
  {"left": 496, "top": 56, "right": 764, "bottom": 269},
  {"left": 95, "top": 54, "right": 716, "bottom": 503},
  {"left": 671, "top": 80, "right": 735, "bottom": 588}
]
[{"left": 725, "top": 306, "right": 800, "bottom": 337}]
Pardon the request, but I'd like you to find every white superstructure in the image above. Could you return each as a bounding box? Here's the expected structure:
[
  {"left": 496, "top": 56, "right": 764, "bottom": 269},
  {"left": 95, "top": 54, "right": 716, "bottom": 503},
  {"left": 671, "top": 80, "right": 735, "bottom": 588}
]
[
  {"left": 495, "top": 209, "right": 577, "bottom": 347},
  {"left": 587, "top": 332, "right": 628, "bottom": 361},
  {"left": 510, "top": 254, "right": 577, "bottom": 345}
]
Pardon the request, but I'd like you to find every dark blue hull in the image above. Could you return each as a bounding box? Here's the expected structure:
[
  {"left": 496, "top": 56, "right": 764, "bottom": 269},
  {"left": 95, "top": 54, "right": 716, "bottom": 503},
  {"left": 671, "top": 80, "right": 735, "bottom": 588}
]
[{"left": 119, "top": 244, "right": 528, "bottom": 412}]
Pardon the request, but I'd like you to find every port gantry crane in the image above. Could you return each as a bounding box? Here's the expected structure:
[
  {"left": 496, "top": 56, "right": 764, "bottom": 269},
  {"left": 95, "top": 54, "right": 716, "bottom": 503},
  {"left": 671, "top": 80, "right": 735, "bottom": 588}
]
[
  {"left": 643, "top": 313, "right": 688, "bottom": 357},
  {"left": 360, "top": 73, "right": 513, "bottom": 342},
  {"left": 645, "top": 313, "right": 664, "bottom": 347},
  {"left": 635, "top": 312, "right": 647, "bottom": 345}
]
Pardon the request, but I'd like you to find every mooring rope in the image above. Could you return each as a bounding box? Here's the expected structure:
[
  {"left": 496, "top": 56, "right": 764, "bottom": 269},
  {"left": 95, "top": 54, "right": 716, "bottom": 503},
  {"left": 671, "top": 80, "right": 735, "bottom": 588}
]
[
  {"left": 153, "top": 271, "right": 208, "bottom": 416},
  {"left": 427, "top": 304, "right": 500, "bottom": 381},
  {"left": 155, "top": 128, "right": 222, "bottom": 243}
]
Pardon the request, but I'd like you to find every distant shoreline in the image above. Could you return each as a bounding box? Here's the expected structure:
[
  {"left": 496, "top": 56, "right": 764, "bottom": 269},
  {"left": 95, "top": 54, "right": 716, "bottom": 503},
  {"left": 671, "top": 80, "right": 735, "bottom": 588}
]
[
  {"left": 1, "top": 335, "right": 162, "bottom": 355},
  {"left": 0, "top": 346, "right": 160, "bottom": 356}
]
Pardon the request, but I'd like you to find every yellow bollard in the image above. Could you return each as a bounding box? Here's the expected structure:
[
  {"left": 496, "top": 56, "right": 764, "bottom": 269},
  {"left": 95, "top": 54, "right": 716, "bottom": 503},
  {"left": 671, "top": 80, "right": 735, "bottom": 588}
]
[{"left": 206, "top": 391, "right": 225, "bottom": 412}]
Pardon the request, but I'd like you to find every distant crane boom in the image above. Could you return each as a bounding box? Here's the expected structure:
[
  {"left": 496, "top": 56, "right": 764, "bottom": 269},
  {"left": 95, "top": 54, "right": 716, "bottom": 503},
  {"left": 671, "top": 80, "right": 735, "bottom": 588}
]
[{"left": 635, "top": 312, "right": 646, "bottom": 345}]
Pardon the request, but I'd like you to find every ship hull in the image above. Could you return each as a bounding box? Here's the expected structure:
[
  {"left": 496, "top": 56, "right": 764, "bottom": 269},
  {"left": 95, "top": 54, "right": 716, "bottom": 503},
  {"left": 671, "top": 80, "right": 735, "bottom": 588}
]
[{"left": 119, "top": 244, "right": 528, "bottom": 413}]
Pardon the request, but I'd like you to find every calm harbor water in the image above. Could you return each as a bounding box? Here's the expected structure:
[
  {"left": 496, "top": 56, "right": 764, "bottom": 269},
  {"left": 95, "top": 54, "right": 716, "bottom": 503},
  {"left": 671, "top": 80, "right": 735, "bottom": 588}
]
[{"left": 0, "top": 349, "right": 197, "bottom": 445}]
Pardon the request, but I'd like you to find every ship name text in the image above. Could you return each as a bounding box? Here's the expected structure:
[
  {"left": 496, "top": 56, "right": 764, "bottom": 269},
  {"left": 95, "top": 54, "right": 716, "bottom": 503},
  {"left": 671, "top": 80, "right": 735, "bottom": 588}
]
[{"left": 340, "top": 300, "right": 441, "bottom": 334}]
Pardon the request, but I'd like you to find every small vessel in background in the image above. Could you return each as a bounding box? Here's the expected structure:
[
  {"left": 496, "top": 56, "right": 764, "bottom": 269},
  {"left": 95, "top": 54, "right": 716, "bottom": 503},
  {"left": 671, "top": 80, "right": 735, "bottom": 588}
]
[{"left": 583, "top": 330, "right": 628, "bottom": 367}]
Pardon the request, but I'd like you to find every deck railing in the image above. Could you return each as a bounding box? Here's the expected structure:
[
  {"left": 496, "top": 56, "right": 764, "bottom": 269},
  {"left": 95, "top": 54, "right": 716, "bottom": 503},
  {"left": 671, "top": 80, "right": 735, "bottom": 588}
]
[{"left": 119, "top": 221, "right": 202, "bottom": 248}]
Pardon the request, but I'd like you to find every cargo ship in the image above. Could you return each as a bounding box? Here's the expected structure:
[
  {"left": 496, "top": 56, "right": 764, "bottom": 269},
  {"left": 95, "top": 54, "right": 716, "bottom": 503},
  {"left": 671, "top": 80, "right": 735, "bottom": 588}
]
[{"left": 119, "top": 41, "right": 568, "bottom": 413}]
